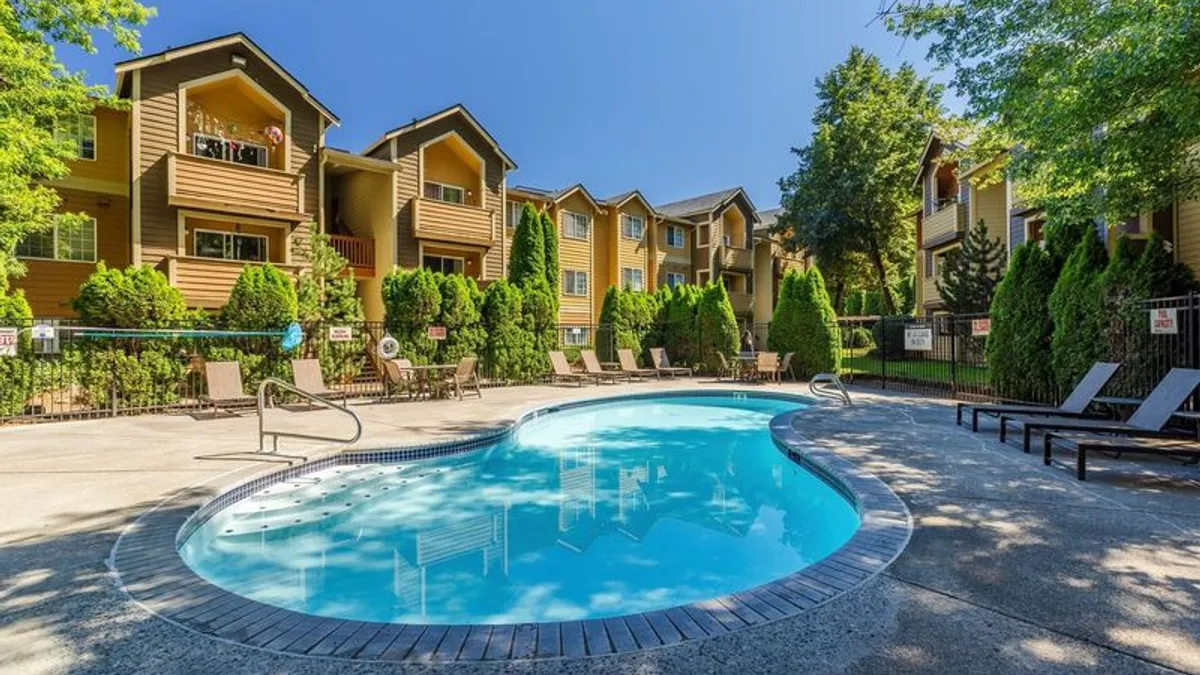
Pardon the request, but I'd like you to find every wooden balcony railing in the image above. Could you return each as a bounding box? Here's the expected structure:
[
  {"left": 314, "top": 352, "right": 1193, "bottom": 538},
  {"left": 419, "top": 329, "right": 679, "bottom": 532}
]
[
  {"left": 328, "top": 234, "right": 375, "bottom": 277},
  {"left": 728, "top": 291, "right": 753, "bottom": 315},
  {"left": 719, "top": 244, "right": 754, "bottom": 271},
  {"left": 923, "top": 202, "right": 967, "bottom": 247},
  {"left": 413, "top": 197, "right": 496, "bottom": 247},
  {"left": 168, "top": 151, "right": 308, "bottom": 222},
  {"left": 160, "top": 255, "right": 302, "bottom": 309}
]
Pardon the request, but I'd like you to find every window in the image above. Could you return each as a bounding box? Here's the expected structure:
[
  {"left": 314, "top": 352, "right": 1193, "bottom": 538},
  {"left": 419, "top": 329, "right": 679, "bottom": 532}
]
[
  {"left": 722, "top": 234, "right": 733, "bottom": 247},
  {"left": 564, "top": 212, "right": 590, "bottom": 240},
  {"left": 506, "top": 201, "right": 523, "bottom": 229},
  {"left": 666, "top": 225, "right": 684, "bottom": 248},
  {"left": 923, "top": 250, "right": 934, "bottom": 278},
  {"left": 666, "top": 272, "right": 686, "bottom": 288},
  {"left": 424, "top": 181, "right": 465, "bottom": 205},
  {"left": 16, "top": 216, "right": 97, "bottom": 262},
  {"left": 193, "top": 133, "right": 268, "bottom": 167},
  {"left": 563, "top": 270, "right": 588, "bottom": 296},
  {"left": 563, "top": 327, "right": 590, "bottom": 347},
  {"left": 57, "top": 114, "right": 96, "bottom": 161},
  {"left": 423, "top": 254, "right": 465, "bottom": 275},
  {"left": 622, "top": 267, "right": 644, "bottom": 291},
  {"left": 194, "top": 230, "right": 267, "bottom": 262},
  {"left": 621, "top": 214, "right": 645, "bottom": 240}
]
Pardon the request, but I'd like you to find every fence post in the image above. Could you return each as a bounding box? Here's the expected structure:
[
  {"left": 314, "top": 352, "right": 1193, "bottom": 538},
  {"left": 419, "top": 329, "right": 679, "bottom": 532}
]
[
  {"left": 879, "top": 317, "right": 888, "bottom": 390},
  {"left": 110, "top": 357, "right": 118, "bottom": 418},
  {"left": 949, "top": 316, "right": 958, "bottom": 399}
]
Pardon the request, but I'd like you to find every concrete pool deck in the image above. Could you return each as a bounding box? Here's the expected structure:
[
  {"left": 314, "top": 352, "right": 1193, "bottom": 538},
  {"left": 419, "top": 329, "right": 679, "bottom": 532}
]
[{"left": 1, "top": 381, "right": 1198, "bottom": 674}]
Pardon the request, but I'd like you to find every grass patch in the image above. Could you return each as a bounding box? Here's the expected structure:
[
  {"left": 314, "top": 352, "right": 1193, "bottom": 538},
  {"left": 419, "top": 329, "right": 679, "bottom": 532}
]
[{"left": 841, "top": 353, "right": 990, "bottom": 387}]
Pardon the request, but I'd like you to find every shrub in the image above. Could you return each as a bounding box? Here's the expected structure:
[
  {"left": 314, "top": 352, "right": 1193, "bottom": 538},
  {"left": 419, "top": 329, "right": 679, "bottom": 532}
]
[
  {"left": 986, "top": 243, "right": 1057, "bottom": 402},
  {"left": 696, "top": 282, "right": 738, "bottom": 372},
  {"left": 843, "top": 289, "right": 865, "bottom": 316},
  {"left": 598, "top": 286, "right": 660, "bottom": 363},
  {"left": 0, "top": 287, "right": 35, "bottom": 416},
  {"left": 295, "top": 234, "right": 366, "bottom": 382},
  {"left": 381, "top": 267, "right": 440, "bottom": 364},
  {"left": 72, "top": 263, "right": 190, "bottom": 327},
  {"left": 221, "top": 264, "right": 298, "bottom": 330},
  {"left": 521, "top": 277, "right": 557, "bottom": 372},
  {"left": 436, "top": 273, "right": 485, "bottom": 364},
  {"left": 1049, "top": 227, "right": 1107, "bottom": 392},
  {"left": 77, "top": 349, "right": 187, "bottom": 410},
  {"left": 541, "top": 211, "right": 560, "bottom": 302},
  {"left": 508, "top": 203, "right": 545, "bottom": 287},
  {"left": 793, "top": 267, "right": 840, "bottom": 378},
  {"left": 662, "top": 284, "right": 701, "bottom": 365},
  {"left": 862, "top": 289, "right": 885, "bottom": 316},
  {"left": 894, "top": 274, "right": 916, "bottom": 315},
  {"left": 481, "top": 279, "right": 536, "bottom": 381},
  {"left": 768, "top": 270, "right": 804, "bottom": 355},
  {"left": 846, "top": 326, "right": 874, "bottom": 350}
]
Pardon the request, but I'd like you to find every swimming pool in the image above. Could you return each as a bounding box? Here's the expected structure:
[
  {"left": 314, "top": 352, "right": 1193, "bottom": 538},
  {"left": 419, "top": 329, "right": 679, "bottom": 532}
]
[{"left": 179, "top": 393, "right": 861, "bottom": 626}]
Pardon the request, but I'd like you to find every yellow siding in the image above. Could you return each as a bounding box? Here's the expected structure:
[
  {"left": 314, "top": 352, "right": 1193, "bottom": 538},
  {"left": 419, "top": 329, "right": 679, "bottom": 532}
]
[
  {"left": 423, "top": 142, "right": 482, "bottom": 206},
  {"left": 555, "top": 192, "right": 595, "bottom": 323},
  {"left": 173, "top": 257, "right": 302, "bottom": 309},
  {"left": 1177, "top": 199, "right": 1200, "bottom": 274},
  {"left": 64, "top": 107, "right": 129, "bottom": 186},
  {"left": 339, "top": 170, "right": 394, "bottom": 321},
  {"left": 615, "top": 201, "right": 649, "bottom": 288},
  {"left": 970, "top": 180, "right": 1007, "bottom": 245},
  {"left": 592, "top": 210, "right": 612, "bottom": 317}
]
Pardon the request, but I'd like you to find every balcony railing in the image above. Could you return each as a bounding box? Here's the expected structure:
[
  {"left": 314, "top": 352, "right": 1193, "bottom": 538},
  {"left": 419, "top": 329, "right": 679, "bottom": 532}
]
[
  {"left": 923, "top": 202, "right": 967, "bottom": 247},
  {"left": 328, "top": 234, "right": 375, "bottom": 277},
  {"left": 413, "top": 197, "right": 496, "bottom": 248},
  {"left": 719, "top": 244, "right": 753, "bottom": 271},
  {"left": 168, "top": 151, "right": 307, "bottom": 221},
  {"left": 729, "top": 291, "right": 753, "bottom": 315},
  {"left": 160, "top": 255, "right": 302, "bottom": 309}
]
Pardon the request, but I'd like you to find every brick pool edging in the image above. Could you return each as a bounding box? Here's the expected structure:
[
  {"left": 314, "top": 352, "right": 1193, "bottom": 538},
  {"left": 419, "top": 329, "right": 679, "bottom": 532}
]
[{"left": 111, "top": 393, "right": 912, "bottom": 663}]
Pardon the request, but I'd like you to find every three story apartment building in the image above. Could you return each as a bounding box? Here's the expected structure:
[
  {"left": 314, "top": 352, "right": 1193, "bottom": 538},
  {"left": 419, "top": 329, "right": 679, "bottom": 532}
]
[{"left": 16, "top": 32, "right": 803, "bottom": 326}]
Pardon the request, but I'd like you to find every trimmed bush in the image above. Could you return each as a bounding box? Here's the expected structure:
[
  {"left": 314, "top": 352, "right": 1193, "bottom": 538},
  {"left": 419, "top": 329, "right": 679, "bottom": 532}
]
[
  {"left": 846, "top": 326, "right": 874, "bottom": 350},
  {"left": 986, "top": 243, "right": 1057, "bottom": 402},
  {"left": 768, "top": 270, "right": 804, "bottom": 355},
  {"left": 508, "top": 203, "right": 545, "bottom": 287},
  {"left": 0, "top": 288, "right": 35, "bottom": 416},
  {"left": 597, "top": 286, "right": 660, "bottom": 363},
  {"left": 521, "top": 277, "right": 558, "bottom": 372},
  {"left": 436, "top": 273, "right": 485, "bottom": 364},
  {"left": 696, "top": 282, "right": 738, "bottom": 372},
  {"left": 481, "top": 279, "right": 536, "bottom": 380},
  {"left": 862, "top": 289, "right": 885, "bottom": 316},
  {"left": 541, "top": 211, "right": 560, "bottom": 301},
  {"left": 662, "top": 284, "right": 701, "bottom": 365},
  {"left": 382, "top": 267, "right": 441, "bottom": 364},
  {"left": 221, "top": 264, "right": 298, "bottom": 330},
  {"left": 793, "top": 267, "right": 840, "bottom": 378},
  {"left": 843, "top": 289, "right": 865, "bottom": 316},
  {"left": 1049, "top": 227, "right": 1107, "bottom": 392},
  {"left": 72, "top": 262, "right": 190, "bottom": 327}
]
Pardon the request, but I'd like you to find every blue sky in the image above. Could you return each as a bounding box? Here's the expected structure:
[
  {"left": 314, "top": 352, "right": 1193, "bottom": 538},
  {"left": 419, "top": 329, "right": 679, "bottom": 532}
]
[{"left": 57, "top": 0, "right": 954, "bottom": 210}]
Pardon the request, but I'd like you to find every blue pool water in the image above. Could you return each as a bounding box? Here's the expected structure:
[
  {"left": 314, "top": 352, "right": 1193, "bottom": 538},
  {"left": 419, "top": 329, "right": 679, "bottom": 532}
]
[{"left": 179, "top": 394, "right": 860, "bottom": 624}]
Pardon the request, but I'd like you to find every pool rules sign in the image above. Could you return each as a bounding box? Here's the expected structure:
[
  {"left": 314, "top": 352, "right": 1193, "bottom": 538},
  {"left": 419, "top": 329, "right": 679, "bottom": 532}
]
[
  {"left": 1150, "top": 308, "right": 1178, "bottom": 335},
  {"left": 904, "top": 326, "right": 934, "bottom": 351},
  {"left": 0, "top": 328, "right": 17, "bottom": 357}
]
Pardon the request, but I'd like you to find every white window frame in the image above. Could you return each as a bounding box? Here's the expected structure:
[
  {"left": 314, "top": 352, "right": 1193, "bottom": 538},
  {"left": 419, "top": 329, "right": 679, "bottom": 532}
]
[
  {"left": 563, "top": 211, "right": 590, "bottom": 240},
  {"left": 666, "top": 272, "right": 686, "bottom": 288},
  {"left": 192, "top": 132, "right": 268, "bottom": 168},
  {"left": 666, "top": 225, "right": 684, "bottom": 248},
  {"left": 621, "top": 267, "right": 644, "bottom": 291},
  {"left": 506, "top": 201, "right": 523, "bottom": 229},
  {"left": 423, "top": 253, "right": 466, "bottom": 275},
  {"left": 621, "top": 214, "right": 645, "bottom": 240},
  {"left": 563, "top": 327, "right": 590, "bottom": 347},
  {"left": 16, "top": 216, "right": 98, "bottom": 263},
  {"left": 57, "top": 114, "right": 97, "bottom": 161},
  {"left": 193, "top": 228, "right": 269, "bottom": 262},
  {"left": 424, "top": 180, "right": 466, "bottom": 205},
  {"left": 563, "top": 269, "right": 589, "bottom": 296}
]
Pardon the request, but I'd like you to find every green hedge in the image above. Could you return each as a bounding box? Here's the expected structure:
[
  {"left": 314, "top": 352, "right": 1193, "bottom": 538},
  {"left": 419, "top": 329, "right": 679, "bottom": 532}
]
[
  {"left": 481, "top": 279, "right": 537, "bottom": 380},
  {"left": 986, "top": 243, "right": 1057, "bottom": 401},
  {"left": 696, "top": 281, "right": 738, "bottom": 372},
  {"left": 1048, "top": 227, "right": 1107, "bottom": 392},
  {"left": 382, "top": 267, "right": 441, "bottom": 364},
  {"left": 792, "top": 267, "right": 840, "bottom": 378}
]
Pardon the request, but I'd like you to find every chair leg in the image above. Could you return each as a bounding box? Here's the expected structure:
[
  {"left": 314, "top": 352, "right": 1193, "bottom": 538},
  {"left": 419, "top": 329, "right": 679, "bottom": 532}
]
[
  {"left": 999, "top": 417, "right": 1008, "bottom": 442},
  {"left": 972, "top": 410, "right": 979, "bottom": 433},
  {"left": 956, "top": 404, "right": 963, "bottom": 426},
  {"left": 1043, "top": 434, "right": 1053, "bottom": 466},
  {"left": 1077, "top": 447, "right": 1087, "bottom": 481},
  {"left": 1023, "top": 426, "right": 1032, "bottom": 454}
]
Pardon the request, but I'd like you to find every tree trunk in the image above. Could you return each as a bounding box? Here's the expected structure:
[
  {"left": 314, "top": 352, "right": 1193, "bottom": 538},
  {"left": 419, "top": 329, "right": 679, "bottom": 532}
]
[
  {"left": 867, "top": 238, "right": 897, "bottom": 314},
  {"left": 832, "top": 279, "right": 845, "bottom": 315}
]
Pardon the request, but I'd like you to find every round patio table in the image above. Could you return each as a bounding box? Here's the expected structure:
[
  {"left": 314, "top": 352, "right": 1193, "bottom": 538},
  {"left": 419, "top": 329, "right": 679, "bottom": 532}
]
[{"left": 405, "top": 364, "right": 458, "bottom": 399}]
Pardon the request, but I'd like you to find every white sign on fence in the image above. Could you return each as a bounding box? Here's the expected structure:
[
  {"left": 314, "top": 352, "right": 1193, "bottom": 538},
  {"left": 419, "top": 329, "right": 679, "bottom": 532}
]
[
  {"left": 904, "top": 327, "right": 934, "bottom": 351},
  {"left": 1150, "top": 308, "right": 1178, "bottom": 335},
  {"left": 328, "top": 326, "right": 354, "bottom": 342},
  {"left": 0, "top": 328, "right": 17, "bottom": 357},
  {"left": 971, "top": 318, "right": 991, "bottom": 337},
  {"left": 31, "top": 324, "right": 55, "bottom": 340}
]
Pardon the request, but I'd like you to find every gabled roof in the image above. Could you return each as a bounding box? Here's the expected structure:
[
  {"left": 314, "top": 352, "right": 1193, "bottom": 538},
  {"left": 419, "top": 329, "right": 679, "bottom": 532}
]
[
  {"left": 755, "top": 207, "right": 783, "bottom": 233},
  {"left": 362, "top": 104, "right": 517, "bottom": 170},
  {"left": 114, "top": 32, "right": 339, "bottom": 125},
  {"left": 657, "top": 187, "right": 760, "bottom": 225},
  {"left": 600, "top": 189, "right": 657, "bottom": 216},
  {"left": 912, "top": 131, "right": 969, "bottom": 187},
  {"left": 550, "top": 184, "right": 604, "bottom": 212}
]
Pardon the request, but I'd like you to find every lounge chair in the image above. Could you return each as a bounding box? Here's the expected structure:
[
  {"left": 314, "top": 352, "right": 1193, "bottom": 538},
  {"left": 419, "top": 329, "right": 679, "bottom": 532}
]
[
  {"left": 776, "top": 352, "right": 795, "bottom": 381},
  {"left": 999, "top": 368, "right": 1200, "bottom": 453},
  {"left": 440, "top": 356, "right": 482, "bottom": 400},
  {"left": 617, "top": 349, "right": 659, "bottom": 379},
  {"left": 1043, "top": 431, "right": 1200, "bottom": 480},
  {"left": 649, "top": 347, "right": 692, "bottom": 378},
  {"left": 549, "top": 351, "right": 591, "bottom": 386},
  {"left": 755, "top": 352, "right": 780, "bottom": 383},
  {"left": 957, "top": 362, "right": 1121, "bottom": 431},
  {"left": 581, "top": 350, "right": 631, "bottom": 383},
  {"left": 291, "top": 358, "right": 347, "bottom": 408},
  {"left": 382, "top": 358, "right": 417, "bottom": 399},
  {"left": 201, "top": 361, "right": 256, "bottom": 414},
  {"left": 714, "top": 352, "right": 738, "bottom": 382}
]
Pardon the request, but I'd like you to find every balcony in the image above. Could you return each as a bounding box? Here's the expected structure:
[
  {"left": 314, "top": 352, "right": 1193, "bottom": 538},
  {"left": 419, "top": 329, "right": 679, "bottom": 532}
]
[
  {"left": 718, "top": 244, "right": 753, "bottom": 271},
  {"left": 159, "top": 255, "right": 303, "bottom": 309},
  {"left": 729, "top": 291, "right": 753, "bottom": 315},
  {"left": 412, "top": 197, "right": 497, "bottom": 248},
  {"left": 328, "top": 234, "right": 375, "bottom": 278},
  {"left": 922, "top": 202, "right": 967, "bottom": 248},
  {"left": 168, "top": 151, "right": 308, "bottom": 222}
]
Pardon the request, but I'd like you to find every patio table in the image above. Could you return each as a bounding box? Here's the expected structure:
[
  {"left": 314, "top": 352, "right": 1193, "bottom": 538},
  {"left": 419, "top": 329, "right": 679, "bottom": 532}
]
[{"left": 405, "top": 364, "right": 458, "bottom": 399}]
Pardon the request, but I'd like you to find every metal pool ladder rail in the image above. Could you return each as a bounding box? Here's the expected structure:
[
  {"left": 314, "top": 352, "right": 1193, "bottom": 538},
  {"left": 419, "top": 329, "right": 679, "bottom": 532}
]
[
  {"left": 810, "top": 373, "right": 852, "bottom": 405},
  {"left": 257, "top": 377, "right": 363, "bottom": 453}
]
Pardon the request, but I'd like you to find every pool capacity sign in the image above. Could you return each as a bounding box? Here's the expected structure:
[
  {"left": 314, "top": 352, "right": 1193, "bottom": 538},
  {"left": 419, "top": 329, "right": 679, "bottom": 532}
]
[
  {"left": 0, "top": 327, "right": 16, "bottom": 356},
  {"left": 1150, "top": 308, "right": 1178, "bottom": 335}
]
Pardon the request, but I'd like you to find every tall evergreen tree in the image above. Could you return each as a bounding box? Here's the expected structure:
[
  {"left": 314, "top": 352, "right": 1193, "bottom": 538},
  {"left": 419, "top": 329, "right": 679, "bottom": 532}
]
[
  {"left": 935, "top": 220, "right": 1006, "bottom": 314},
  {"left": 793, "top": 267, "right": 841, "bottom": 378},
  {"left": 507, "top": 203, "right": 545, "bottom": 287},
  {"left": 986, "top": 243, "right": 1057, "bottom": 401},
  {"left": 768, "top": 270, "right": 805, "bottom": 355},
  {"left": 696, "top": 282, "right": 739, "bottom": 372},
  {"left": 541, "top": 211, "right": 560, "bottom": 299},
  {"left": 1048, "top": 228, "right": 1107, "bottom": 391}
]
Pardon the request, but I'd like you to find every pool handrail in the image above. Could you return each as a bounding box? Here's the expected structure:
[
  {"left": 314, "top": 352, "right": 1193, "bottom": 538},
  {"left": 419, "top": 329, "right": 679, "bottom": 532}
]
[
  {"left": 810, "top": 373, "right": 852, "bottom": 405},
  {"left": 257, "top": 377, "right": 363, "bottom": 452}
]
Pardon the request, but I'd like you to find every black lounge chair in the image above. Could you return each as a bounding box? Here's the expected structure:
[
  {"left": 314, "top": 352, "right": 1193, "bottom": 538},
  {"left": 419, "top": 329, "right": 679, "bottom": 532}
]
[
  {"left": 1043, "top": 431, "right": 1200, "bottom": 480},
  {"left": 956, "top": 362, "right": 1121, "bottom": 431},
  {"left": 999, "top": 368, "right": 1200, "bottom": 453}
]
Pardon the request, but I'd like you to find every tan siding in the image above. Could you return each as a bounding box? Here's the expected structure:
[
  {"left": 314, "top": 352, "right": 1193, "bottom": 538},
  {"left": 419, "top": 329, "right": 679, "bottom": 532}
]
[
  {"left": 174, "top": 258, "right": 301, "bottom": 309},
  {"left": 592, "top": 211, "right": 613, "bottom": 317},
  {"left": 615, "top": 202, "right": 649, "bottom": 287},
  {"left": 555, "top": 192, "right": 596, "bottom": 322},
  {"left": 339, "top": 171, "right": 394, "bottom": 321},
  {"left": 971, "top": 180, "right": 1007, "bottom": 245},
  {"left": 1177, "top": 199, "right": 1200, "bottom": 275},
  {"left": 65, "top": 107, "right": 129, "bottom": 186}
]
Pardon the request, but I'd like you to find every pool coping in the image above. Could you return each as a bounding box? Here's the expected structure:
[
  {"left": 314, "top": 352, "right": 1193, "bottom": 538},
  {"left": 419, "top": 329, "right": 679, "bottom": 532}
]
[{"left": 110, "top": 390, "right": 912, "bottom": 663}]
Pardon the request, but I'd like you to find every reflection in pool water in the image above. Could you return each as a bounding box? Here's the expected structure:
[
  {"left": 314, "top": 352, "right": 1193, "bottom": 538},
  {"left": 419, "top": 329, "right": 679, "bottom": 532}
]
[{"left": 179, "top": 395, "right": 860, "bottom": 624}]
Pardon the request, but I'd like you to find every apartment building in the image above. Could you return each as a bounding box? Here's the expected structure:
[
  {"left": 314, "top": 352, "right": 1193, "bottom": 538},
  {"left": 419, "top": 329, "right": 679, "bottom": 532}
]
[{"left": 15, "top": 31, "right": 805, "bottom": 326}]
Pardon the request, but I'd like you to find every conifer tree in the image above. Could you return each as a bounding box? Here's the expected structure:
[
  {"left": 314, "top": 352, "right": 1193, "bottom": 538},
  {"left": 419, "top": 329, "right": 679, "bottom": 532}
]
[
  {"left": 1048, "top": 228, "right": 1107, "bottom": 391},
  {"left": 508, "top": 203, "right": 545, "bottom": 287},
  {"left": 986, "top": 243, "right": 1057, "bottom": 401},
  {"left": 936, "top": 220, "right": 1006, "bottom": 314}
]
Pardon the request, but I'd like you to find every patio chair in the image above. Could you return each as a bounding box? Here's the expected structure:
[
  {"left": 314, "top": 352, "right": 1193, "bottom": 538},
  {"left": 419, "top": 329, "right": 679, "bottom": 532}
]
[
  {"left": 756, "top": 352, "right": 780, "bottom": 383},
  {"left": 440, "top": 356, "right": 482, "bottom": 400},
  {"left": 649, "top": 347, "right": 692, "bottom": 378},
  {"left": 999, "top": 368, "right": 1200, "bottom": 453},
  {"left": 776, "top": 352, "right": 796, "bottom": 381},
  {"left": 715, "top": 352, "right": 738, "bottom": 382},
  {"left": 201, "top": 361, "right": 256, "bottom": 414},
  {"left": 549, "top": 351, "right": 591, "bottom": 386},
  {"left": 1043, "top": 431, "right": 1200, "bottom": 481},
  {"left": 617, "top": 349, "right": 659, "bottom": 380},
  {"left": 956, "top": 362, "right": 1121, "bottom": 431},
  {"left": 581, "top": 350, "right": 631, "bottom": 383},
  {"left": 290, "top": 358, "right": 347, "bottom": 409},
  {"left": 382, "top": 358, "right": 418, "bottom": 400}
]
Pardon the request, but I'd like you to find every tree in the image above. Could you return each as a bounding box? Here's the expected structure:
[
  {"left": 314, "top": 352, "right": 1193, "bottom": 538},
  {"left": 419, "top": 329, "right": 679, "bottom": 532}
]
[
  {"left": 695, "top": 282, "right": 739, "bottom": 372},
  {"left": 894, "top": 274, "right": 916, "bottom": 315},
  {"left": 541, "top": 211, "right": 560, "bottom": 301},
  {"left": 662, "top": 284, "right": 701, "bottom": 365},
  {"left": 381, "top": 267, "right": 440, "bottom": 364},
  {"left": 436, "top": 273, "right": 485, "bottom": 364},
  {"left": 843, "top": 289, "right": 865, "bottom": 316},
  {"left": 221, "top": 264, "right": 298, "bottom": 330},
  {"left": 883, "top": 0, "right": 1200, "bottom": 221},
  {"left": 1048, "top": 228, "right": 1107, "bottom": 392},
  {"left": 793, "top": 267, "right": 841, "bottom": 378},
  {"left": 72, "top": 262, "right": 189, "bottom": 327},
  {"left": 295, "top": 234, "right": 364, "bottom": 324},
  {"left": 768, "top": 270, "right": 804, "bottom": 355},
  {"left": 507, "top": 203, "right": 544, "bottom": 287},
  {"left": 0, "top": 0, "right": 154, "bottom": 283},
  {"left": 863, "top": 290, "right": 885, "bottom": 317},
  {"left": 779, "top": 47, "right": 945, "bottom": 313},
  {"left": 986, "top": 243, "right": 1057, "bottom": 402},
  {"left": 935, "top": 220, "right": 1006, "bottom": 314},
  {"left": 481, "top": 279, "right": 535, "bottom": 381}
]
